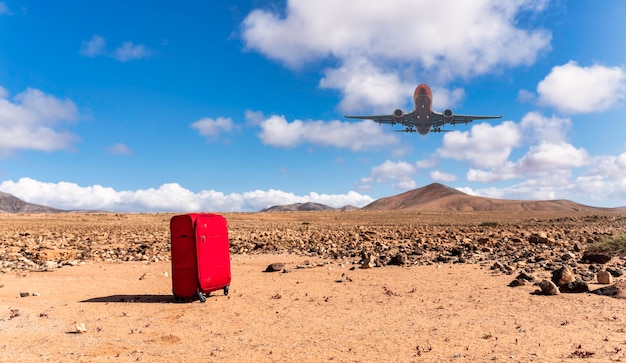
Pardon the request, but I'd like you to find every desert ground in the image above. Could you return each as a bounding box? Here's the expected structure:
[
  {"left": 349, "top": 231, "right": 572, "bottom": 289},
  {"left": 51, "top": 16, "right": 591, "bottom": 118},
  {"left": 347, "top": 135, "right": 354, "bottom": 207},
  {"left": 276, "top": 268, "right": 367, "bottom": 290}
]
[{"left": 1, "top": 211, "right": 626, "bottom": 362}]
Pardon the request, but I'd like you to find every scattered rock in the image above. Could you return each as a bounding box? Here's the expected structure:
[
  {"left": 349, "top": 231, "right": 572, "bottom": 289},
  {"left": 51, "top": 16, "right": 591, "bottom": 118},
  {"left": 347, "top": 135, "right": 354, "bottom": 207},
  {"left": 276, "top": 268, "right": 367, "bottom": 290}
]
[
  {"left": 491, "top": 261, "right": 513, "bottom": 274},
  {"left": 19, "top": 292, "right": 30, "bottom": 297},
  {"left": 508, "top": 279, "right": 525, "bottom": 287},
  {"left": 75, "top": 322, "right": 87, "bottom": 333},
  {"left": 361, "top": 254, "right": 377, "bottom": 269},
  {"left": 559, "top": 280, "right": 589, "bottom": 293},
  {"left": 536, "top": 280, "right": 559, "bottom": 295},
  {"left": 265, "top": 263, "right": 285, "bottom": 272},
  {"left": 529, "top": 232, "right": 549, "bottom": 244},
  {"left": 581, "top": 252, "right": 612, "bottom": 264},
  {"left": 606, "top": 267, "right": 624, "bottom": 277},
  {"left": 515, "top": 271, "right": 535, "bottom": 282},
  {"left": 42, "top": 260, "right": 59, "bottom": 270},
  {"left": 551, "top": 266, "right": 575, "bottom": 287},
  {"left": 596, "top": 270, "right": 613, "bottom": 284},
  {"left": 336, "top": 273, "right": 353, "bottom": 283},
  {"left": 591, "top": 281, "right": 626, "bottom": 299},
  {"left": 388, "top": 253, "right": 408, "bottom": 266}
]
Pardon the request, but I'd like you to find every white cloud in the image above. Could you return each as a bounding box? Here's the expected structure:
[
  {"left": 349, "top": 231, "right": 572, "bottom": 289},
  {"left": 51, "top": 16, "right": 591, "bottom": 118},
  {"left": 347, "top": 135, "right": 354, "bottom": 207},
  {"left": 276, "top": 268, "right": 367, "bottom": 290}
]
[
  {"left": 191, "top": 117, "right": 238, "bottom": 140},
  {"left": 463, "top": 163, "right": 626, "bottom": 206},
  {"left": 537, "top": 61, "right": 626, "bottom": 113},
  {"left": 369, "top": 160, "right": 417, "bottom": 190},
  {"left": 106, "top": 143, "right": 133, "bottom": 155},
  {"left": 431, "top": 86, "right": 465, "bottom": 111},
  {"left": 466, "top": 142, "right": 590, "bottom": 183},
  {"left": 244, "top": 110, "right": 265, "bottom": 126},
  {"left": 416, "top": 157, "right": 438, "bottom": 169},
  {"left": 242, "top": 0, "right": 551, "bottom": 111},
  {"left": 0, "top": 87, "right": 79, "bottom": 155},
  {"left": 430, "top": 170, "right": 457, "bottom": 182},
  {"left": 319, "top": 58, "right": 414, "bottom": 113},
  {"left": 517, "top": 89, "right": 536, "bottom": 103},
  {"left": 115, "top": 41, "right": 151, "bottom": 62},
  {"left": 464, "top": 112, "right": 590, "bottom": 183},
  {"left": 0, "top": 177, "right": 374, "bottom": 212},
  {"left": 80, "top": 35, "right": 106, "bottom": 57},
  {"left": 80, "top": 35, "right": 151, "bottom": 62},
  {"left": 257, "top": 114, "right": 403, "bottom": 152},
  {"left": 516, "top": 142, "right": 589, "bottom": 172},
  {"left": 519, "top": 111, "right": 570, "bottom": 143},
  {"left": 437, "top": 121, "right": 522, "bottom": 168}
]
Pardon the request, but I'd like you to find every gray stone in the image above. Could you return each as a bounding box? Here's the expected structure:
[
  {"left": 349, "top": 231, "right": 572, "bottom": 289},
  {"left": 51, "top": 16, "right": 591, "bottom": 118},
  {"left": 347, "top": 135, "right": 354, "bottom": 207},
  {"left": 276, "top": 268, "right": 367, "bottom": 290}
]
[
  {"left": 592, "top": 281, "right": 626, "bottom": 299},
  {"left": 515, "top": 271, "right": 535, "bottom": 282},
  {"left": 388, "top": 253, "right": 408, "bottom": 266},
  {"left": 581, "top": 252, "right": 612, "bottom": 264},
  {"left": 560, "top": 280, "right": 589, "bottom": 293},
  {"left": 606, "top": 267, "right": 624, "bottom": 277},
  {"left": 265, "top": 263, "right": 285, "bottom": 272}
]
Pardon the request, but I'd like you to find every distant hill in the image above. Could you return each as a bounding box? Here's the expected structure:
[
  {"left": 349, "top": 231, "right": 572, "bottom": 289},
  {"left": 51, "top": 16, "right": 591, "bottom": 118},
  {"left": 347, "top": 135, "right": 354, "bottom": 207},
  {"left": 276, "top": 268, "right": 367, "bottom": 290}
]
[
  {"left": 261, "top": 202, "right": 337, "bottom": 212},
  {"left": 0, "top": 191, "right": 64, "bottom": 213},
  {"left": 362, "top": 183, "right": 614, "bottom": 212}
]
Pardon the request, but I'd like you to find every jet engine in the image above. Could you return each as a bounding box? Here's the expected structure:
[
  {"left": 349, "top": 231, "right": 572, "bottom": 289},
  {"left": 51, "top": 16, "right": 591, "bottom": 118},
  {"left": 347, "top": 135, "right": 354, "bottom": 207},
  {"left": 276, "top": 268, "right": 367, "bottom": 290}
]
[
  {"left": 392, "top": 109, "right": 404, "bottom": 123},
  {"left": 443, "top": 109, "right": 454, "bottom": 122}
]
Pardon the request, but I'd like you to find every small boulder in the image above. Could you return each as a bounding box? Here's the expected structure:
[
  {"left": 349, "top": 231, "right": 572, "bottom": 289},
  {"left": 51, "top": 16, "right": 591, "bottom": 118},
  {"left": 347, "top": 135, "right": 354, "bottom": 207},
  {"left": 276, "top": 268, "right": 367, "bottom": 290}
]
[
  {"left": 75, "top": 322, "right": 87, "bottom": 333},
  {"left": 537, "top": 280, "right": 559, "bottom": 295},
  {"left": 591, "top": 281, "right": 626, "bottom": 299},
  {"left": 551, "top": 266, "right": 575, "bottom": 287},
  {"left": 388, "top": 253, "right": 408, "bottom": 266},
  {"left": 265, "top": 263, "right": 285, "bottom": 272},
  {"left": 560, "top": 280, "right": 589, "bottom": 293},
  {"left": 508, "top": 279, "right": 526, "bottom": 287},
  {"left": 606, "top": 267, "right": 624, "bottom": 277},
  {"left": 515, "top": 271, "right": 536, "bottom": 282},
  {"left": 581, "top": 252, "right": 612, "bottom": 264},
  {"left": 361, "top": 254, "right": 377, "bottom": 269},
  {"left": 529, "top": 232, "right": 549, "bottom": 244},
  {"left": 596, "top": 270, "right": 613, "bottom": 284}
]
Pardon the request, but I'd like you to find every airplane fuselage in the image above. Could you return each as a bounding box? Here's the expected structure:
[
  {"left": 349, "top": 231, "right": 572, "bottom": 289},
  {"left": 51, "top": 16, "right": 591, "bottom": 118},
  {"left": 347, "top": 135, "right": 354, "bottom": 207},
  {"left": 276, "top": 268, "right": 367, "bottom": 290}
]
[{"left": 413, "top": 84, "right": 434, "bottom": 135}]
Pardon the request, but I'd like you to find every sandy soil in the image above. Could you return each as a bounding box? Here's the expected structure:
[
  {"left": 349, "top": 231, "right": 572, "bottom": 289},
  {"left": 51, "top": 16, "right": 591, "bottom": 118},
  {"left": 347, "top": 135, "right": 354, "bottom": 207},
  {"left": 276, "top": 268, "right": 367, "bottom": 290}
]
[{"left": 2, "top": 252, "right": 626, "bottom": 363}]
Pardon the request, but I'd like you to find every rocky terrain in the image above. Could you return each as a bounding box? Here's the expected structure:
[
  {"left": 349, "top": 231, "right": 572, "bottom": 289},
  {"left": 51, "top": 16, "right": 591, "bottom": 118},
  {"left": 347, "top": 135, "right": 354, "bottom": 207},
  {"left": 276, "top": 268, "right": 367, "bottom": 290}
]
[
  {"left": 2, "top": 211, "right": 626, "bottom": 361},
  {"left": 2, "top": 211, "right": 625, "bottom": 284}
]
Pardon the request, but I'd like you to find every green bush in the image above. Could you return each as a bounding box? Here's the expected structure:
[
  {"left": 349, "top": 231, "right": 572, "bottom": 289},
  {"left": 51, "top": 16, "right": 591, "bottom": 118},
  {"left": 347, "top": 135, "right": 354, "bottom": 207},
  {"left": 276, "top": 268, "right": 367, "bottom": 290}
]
[{"left": 587, "top": 235, "right": 626, "bottom": 256}]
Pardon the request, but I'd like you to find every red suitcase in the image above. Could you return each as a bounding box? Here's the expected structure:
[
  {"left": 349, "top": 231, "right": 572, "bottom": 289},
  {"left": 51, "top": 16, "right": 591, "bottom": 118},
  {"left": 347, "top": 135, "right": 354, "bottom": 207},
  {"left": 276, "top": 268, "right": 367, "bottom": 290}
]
[{"left": 170, "top": 213, "right": 231, "bottom": 302}]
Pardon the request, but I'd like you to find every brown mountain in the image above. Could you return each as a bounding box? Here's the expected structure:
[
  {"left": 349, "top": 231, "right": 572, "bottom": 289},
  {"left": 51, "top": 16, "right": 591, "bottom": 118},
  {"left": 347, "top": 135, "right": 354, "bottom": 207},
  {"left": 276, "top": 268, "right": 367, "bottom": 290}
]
[
  {"left": 362, "top": 183, "right": 612, "bottom": 212},
  {"left": 0, "top": 191, "right": 64, "bottom": 213},
  {"left": 261, "top": 202, "right": 336, "bottom": 212}
]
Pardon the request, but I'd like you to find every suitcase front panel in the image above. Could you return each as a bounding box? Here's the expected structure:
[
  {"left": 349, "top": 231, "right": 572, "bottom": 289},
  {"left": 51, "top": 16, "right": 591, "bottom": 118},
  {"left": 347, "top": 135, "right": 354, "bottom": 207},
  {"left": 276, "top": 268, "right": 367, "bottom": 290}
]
[{"left": 195, "top": 215, "right": 231, "bottom": 293}]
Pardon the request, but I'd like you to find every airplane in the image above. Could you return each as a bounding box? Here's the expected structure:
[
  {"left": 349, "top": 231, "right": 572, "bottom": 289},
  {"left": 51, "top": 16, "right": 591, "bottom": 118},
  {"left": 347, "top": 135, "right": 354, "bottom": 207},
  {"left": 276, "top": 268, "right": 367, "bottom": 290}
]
[{"left": 344, "top": 83, "right": 502, "bottom": 135}]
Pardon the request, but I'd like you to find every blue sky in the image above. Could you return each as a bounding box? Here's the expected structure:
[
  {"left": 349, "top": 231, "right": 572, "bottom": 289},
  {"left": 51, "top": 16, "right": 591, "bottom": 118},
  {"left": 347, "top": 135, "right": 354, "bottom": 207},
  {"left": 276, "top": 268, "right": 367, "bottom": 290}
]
[{"left": 1, "top": 0, "right": 625, "bottom": 212}]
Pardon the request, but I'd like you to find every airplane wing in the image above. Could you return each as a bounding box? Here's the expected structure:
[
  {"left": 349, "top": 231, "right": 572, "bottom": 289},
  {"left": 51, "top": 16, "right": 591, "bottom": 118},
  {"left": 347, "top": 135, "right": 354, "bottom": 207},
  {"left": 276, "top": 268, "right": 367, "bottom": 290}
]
[
  {"left": 431, "top": 111, "right": 502, "bottom": 126},
  {"left": 344, "top": 112, "right": 415, "bottom": 126}
]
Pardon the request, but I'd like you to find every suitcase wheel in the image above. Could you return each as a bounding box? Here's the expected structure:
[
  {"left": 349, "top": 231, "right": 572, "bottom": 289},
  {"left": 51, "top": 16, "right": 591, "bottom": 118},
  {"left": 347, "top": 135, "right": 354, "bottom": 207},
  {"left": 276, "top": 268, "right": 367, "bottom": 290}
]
[
  {"left": 196, "top": 291, "right": 207, "bottom": 303},
  {"left": 224, "top": 285, "right": 230, "bottom": 296}
]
